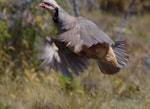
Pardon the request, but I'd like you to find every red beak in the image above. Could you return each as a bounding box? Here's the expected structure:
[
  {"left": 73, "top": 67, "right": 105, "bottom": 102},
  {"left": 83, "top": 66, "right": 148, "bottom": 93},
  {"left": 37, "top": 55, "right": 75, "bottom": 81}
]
[{"left": 39, "top": 3, "right": 46, "bottom": 8}]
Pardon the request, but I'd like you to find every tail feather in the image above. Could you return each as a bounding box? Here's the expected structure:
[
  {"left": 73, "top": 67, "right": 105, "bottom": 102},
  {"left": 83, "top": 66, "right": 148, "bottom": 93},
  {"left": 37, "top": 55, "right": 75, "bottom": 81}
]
[
  {"left": 112, "top": 41, "right": 129, "bottom": 69},
  {"left": 97, "top": 41, "right": 129, "bottom": 74}
]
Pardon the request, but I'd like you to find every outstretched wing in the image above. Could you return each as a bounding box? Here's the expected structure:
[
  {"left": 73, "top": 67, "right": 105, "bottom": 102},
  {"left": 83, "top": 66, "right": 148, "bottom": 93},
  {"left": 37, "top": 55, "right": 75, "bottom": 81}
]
[
  {"left": 59, "top": 17, "right": 114, "bottom": 53},
  {"left": 37, "top": 37, "right": 89, "bottom": 77}
]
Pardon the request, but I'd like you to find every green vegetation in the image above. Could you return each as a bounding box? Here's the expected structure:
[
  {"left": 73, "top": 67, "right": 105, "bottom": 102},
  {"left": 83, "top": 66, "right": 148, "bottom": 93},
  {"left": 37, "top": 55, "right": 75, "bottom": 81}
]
[{"left": 0, "top": 0, "right": 150, "bottom": 109}]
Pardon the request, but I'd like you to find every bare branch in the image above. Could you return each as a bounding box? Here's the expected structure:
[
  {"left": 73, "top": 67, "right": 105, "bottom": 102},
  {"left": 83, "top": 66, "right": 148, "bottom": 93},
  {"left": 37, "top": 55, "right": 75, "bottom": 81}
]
[
  {"left": 116, "top": 0, "right": 136, "bottom": 40},
  {"left": 72, "top": 0, "right": 79, "bottom": 16}
]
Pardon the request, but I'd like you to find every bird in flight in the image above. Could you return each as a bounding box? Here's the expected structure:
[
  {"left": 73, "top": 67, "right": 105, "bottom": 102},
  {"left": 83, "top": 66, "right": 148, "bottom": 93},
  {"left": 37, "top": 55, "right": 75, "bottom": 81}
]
[{"left": 38, "top": 0, "right": 129, "bottom": 77}]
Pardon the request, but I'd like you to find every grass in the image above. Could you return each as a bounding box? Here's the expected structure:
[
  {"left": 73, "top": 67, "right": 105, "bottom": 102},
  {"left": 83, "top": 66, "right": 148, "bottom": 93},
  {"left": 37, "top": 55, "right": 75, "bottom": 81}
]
[{"left": 0, "top": 12, "right": 150, "bottom": 109}]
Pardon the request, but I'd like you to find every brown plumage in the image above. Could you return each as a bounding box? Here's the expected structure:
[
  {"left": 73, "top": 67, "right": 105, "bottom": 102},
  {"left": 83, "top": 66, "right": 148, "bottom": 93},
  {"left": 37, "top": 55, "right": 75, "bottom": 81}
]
[{"left": 38, "top": 0, "right": 130, "bottom": 77}]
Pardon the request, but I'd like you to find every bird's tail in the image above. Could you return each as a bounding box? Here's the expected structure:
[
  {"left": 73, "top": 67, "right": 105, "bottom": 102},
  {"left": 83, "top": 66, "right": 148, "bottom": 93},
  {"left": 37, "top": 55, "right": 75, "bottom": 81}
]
[{"left": 97, "top": 41, "right": 129, "bottom": 74}]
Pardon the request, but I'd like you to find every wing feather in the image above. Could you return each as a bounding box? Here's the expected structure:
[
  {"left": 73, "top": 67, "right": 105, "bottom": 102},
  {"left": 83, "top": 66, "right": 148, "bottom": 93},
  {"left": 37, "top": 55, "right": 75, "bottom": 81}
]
[
  {"left": 59, "top": 17, "right": 114, "bottom": 52},
  {"left": 37, "top": 37, "right": 89, "bottom": 77}
]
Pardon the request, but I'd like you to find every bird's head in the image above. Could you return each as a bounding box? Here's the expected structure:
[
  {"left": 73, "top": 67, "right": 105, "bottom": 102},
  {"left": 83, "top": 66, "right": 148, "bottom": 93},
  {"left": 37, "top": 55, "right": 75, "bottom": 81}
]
[{"left": 39, "top": 0, "right": 60, "bottom": 15}]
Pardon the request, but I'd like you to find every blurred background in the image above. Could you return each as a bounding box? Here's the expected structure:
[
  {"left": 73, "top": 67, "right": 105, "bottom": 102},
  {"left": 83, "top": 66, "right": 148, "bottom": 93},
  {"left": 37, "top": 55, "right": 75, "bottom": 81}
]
[{"left": 0, "top": 0, "right": 150, "bottom": 109}]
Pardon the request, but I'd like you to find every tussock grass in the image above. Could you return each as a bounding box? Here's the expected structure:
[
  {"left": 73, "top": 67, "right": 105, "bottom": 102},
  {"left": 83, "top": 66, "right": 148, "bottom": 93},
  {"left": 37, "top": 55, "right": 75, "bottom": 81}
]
[{"left": 0, "top": 69, "right": 149, "bottom": 109}]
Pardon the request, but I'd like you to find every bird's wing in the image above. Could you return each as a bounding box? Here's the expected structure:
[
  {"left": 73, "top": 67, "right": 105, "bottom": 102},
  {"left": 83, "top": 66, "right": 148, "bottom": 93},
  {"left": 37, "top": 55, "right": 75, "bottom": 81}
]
[
  {"left": 37, "top": 37, "right": 89, "bottom": 77},
  {"left": 59, "top": 17, "right": 114, "bottom": 53}
]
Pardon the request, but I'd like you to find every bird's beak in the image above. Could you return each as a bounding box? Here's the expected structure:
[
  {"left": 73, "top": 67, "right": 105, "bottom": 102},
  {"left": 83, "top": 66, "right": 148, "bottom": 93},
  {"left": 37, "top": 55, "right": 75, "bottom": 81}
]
[
  {"left": 39, "top": 2, "right": 57, "bottom": 9},
  {"left": 39, "top": 2, "right": 46, "bottom": 8}
]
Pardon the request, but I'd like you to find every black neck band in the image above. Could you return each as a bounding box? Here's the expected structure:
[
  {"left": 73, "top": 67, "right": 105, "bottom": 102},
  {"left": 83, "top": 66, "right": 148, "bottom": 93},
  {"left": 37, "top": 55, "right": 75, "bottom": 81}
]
[{"left": 53, "top": 8, "right": 59, "bottom": 23}]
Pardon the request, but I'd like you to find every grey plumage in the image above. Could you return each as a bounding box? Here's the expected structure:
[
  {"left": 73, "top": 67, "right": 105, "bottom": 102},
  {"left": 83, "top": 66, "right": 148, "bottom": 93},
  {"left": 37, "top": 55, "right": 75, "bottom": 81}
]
[
  {"left": 59, "top": 17, "right": 114, "bottom": 53},
  {"left": 38, "top": 0, "right": 130, "bottom": 76}
]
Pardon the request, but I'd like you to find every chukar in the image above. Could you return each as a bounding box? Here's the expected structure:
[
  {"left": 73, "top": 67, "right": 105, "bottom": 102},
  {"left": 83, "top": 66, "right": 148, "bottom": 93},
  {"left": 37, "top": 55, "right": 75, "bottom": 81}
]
[{"left": 38, "top": 0, "right": 129, "bottom": 77}]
